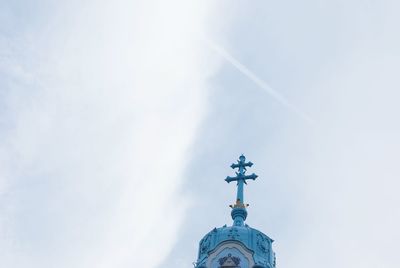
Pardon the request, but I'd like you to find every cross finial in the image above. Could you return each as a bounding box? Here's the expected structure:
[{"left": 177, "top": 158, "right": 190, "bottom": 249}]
[{"left": 225, "top": 155, "right": 258, "bottom": 226}]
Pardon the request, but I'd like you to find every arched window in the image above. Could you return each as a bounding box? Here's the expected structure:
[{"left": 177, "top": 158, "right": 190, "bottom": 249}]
[{"left": 219, "top": 253, "right": 241, "bottom": 268}]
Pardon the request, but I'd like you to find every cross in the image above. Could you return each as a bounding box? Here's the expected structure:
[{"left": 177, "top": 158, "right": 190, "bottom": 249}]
[{"left": 225, "top": 154, "right": 258, "bottom": 208}]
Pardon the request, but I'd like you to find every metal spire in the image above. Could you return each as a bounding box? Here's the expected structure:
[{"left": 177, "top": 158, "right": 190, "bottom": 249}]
[{"left": 225, "top": 154, "right": 258, "bottom": 226}]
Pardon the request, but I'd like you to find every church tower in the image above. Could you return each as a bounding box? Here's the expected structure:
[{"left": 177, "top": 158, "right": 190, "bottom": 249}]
[{"left": 194, "top": 155, "right": 276, "bottom": 268}]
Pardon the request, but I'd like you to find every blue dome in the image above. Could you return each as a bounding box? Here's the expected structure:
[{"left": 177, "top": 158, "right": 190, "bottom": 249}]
[
  {"left": 196, "top": 223, "right": 275, "bottom": 268},
  {"left": 194, "top": 156, "right": 277, "bottom": 268}
]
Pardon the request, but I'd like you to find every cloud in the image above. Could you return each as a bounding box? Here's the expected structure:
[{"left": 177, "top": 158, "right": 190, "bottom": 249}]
[{"left": 0, "top": 1, "right": 223, "bottom": 267}]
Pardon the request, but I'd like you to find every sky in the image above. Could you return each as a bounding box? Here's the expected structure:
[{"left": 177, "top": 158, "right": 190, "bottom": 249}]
[{"left": 1, "top": 1, "right": 400, "bottom": 268}]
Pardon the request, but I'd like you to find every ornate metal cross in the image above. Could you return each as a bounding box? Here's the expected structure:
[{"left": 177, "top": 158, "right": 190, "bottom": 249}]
[{"left": 225, "top": 154, "right": 258, "bottom": 208}]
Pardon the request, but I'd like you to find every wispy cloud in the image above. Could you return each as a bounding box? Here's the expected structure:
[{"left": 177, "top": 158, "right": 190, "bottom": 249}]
[{"left": 0, "top": 1, "right": 222, "bottom": 267}]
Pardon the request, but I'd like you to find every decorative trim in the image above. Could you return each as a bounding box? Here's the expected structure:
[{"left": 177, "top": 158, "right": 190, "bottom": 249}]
[{"left": 206, "top": 241, "right": 255, "bottom": 268}]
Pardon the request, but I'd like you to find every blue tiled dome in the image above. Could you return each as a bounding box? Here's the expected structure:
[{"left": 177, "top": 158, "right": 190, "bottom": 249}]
[
  {"left": 196, "top": 223, "right": 275, "bottom": 268},
  {"left": 194, "top": 156, "right": 276, "bottom": 268}
]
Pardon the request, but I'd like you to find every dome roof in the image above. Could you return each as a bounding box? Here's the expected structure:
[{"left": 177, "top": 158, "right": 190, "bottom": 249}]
[
  {"left": 196, "top": 224, "right": 275, "bottom": 268},
  {"left": 194, "top": 155, "right": 276, "bottom": 268}
]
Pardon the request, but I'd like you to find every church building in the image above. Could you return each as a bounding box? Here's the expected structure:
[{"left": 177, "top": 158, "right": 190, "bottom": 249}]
[{"left": 194, "top": 155, "right": 276, "bottom": 268}]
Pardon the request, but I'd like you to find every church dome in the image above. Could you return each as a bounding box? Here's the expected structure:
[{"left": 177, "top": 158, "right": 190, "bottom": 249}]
[
  {"left": 196, "top": 224, "right": 275, "bottom": 268},
  {"left": 194, "top": 155, "right": 276, "bottom": 268}
]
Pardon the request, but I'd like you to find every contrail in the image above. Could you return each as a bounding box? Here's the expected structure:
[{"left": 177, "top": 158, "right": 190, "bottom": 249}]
[{"left": 205, "top": 39, "right": 315, "bottom": 125}]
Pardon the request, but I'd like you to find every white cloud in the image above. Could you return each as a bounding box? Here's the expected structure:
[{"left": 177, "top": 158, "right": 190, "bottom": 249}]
[{"left": 0, "top": 1, "right": 223, "bottom": 267}]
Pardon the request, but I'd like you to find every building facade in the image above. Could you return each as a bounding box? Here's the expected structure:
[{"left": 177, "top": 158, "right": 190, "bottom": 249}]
[{"left": 194, "top": 155, "right": 276, "bottom": 268}]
